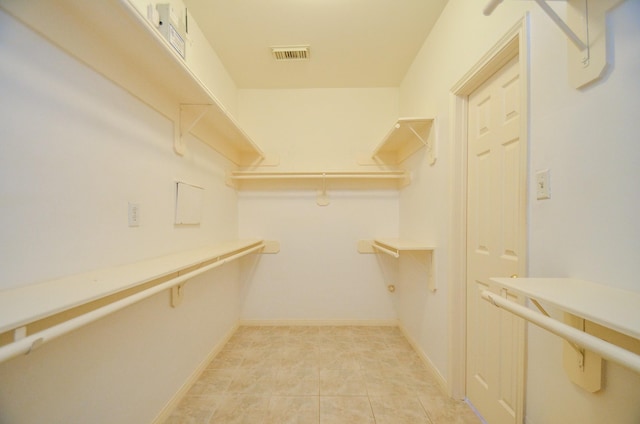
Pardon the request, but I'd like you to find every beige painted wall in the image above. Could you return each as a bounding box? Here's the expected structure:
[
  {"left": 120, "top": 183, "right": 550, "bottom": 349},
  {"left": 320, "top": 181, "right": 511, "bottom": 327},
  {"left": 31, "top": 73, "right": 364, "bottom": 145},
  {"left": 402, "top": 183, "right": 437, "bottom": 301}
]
[
  {"left": 397, "top": 0, "right": 640, "bottom": 423},
  {"left": 237, "top": 88, "right": 400, "bottom": 322},
  {"left": 0, "top": 8, "right": 243, "bottom": 423},
  {"left": 2, "top": 0, "right": 639, "bottom": 422}
]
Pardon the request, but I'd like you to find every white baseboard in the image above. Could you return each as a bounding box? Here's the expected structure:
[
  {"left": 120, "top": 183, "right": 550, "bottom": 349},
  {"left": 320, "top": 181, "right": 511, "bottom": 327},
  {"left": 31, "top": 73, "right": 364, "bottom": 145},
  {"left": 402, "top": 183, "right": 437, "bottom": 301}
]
[
  {"left": 151, "top": 322, "right": 239, "bottom": 424},
  {"left": 239, "top": 319, "right": 399, "bottom": 327},
  {"left": 398, "top": 323, "right": 449, "bottom": 397}
]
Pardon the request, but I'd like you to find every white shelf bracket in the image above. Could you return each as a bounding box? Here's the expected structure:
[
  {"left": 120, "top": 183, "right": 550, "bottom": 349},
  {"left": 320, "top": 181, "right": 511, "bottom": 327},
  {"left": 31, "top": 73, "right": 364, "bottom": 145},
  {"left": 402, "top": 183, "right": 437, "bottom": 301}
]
[
  {"left": 317, "top": 173, "right": 330, "bottom": 206},
  {"left": 175, "top": 104, "right": 211, "bottom": 156},
  {"left": 533, "top": 0, "right": 587, "bottom": 52},
  {"left": 405, "top": 119, "right": 437, "bottom": 165},
  {"left": 485, "top": 0, "right": 623, "bottom": 88},
  {"left": 530, "top": 298, "right": 586, "bottom": 367},
  {"left": 428, "top": 117, "right": 438, "bottom": 165},
  {"left": 407, "top": 124, "right": 428, "bottom": 147},
  {"left": 170, "top": 283, "right": 185, "bottom": 308}
]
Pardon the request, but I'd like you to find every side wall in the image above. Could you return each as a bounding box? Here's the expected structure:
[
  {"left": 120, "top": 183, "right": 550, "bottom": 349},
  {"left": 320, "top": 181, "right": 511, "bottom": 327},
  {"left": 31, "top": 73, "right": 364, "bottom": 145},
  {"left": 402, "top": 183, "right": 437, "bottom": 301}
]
[
  {"left": 237, "top": 89, "right": 400, "bottom": 323},
  {"left": 398, "top": 0, "right": 640, "bottom": 423},
  {"left": 0, "top": 9, "right": 243, "bottom": 423}
]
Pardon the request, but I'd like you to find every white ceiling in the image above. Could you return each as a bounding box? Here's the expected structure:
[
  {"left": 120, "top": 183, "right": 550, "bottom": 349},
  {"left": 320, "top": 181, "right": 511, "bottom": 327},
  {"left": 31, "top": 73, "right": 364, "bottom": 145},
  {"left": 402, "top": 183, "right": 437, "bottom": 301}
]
[{"left": 183, "top": 0, "right": 449, "bottom": 89}]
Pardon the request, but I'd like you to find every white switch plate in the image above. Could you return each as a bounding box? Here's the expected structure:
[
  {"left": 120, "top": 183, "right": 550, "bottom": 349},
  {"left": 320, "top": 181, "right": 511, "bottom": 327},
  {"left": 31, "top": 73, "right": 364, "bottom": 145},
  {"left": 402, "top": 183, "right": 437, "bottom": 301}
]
[
  {"left": 128, "top": 202, "right": 140, "bottom": 227},
  {"left": 536, "top": 169, "right": 551, "bottom": 200}
]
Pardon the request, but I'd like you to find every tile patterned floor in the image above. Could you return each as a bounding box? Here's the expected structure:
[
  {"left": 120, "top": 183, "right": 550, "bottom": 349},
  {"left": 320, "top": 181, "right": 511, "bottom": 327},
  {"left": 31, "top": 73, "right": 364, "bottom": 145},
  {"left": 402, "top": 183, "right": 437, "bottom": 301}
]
[{"left": 163, "top": 326, "right": 482, "bottom": 424}]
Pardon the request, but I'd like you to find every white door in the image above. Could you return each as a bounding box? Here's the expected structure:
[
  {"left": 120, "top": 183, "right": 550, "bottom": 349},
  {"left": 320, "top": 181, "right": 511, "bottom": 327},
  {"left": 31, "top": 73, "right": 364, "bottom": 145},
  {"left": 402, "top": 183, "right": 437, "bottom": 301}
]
[{"left": 465, "top": 55, "right": 527, "bottom": 424}]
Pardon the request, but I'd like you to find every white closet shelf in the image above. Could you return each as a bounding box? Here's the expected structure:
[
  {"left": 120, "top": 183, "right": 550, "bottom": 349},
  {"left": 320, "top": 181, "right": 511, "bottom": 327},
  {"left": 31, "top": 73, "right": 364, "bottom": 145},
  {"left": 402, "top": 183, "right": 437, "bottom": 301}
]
[
  {"left": 358, "top": 239, "right": 436, "bottom": 291},
  {"left": 487, "top": 277, "right": 640, "bottom": 379},
  {"left": 0, "top": 0, "right": 266, "bottom": 166},
  {"left": 228, "top": 170, "right": 409, "bottom": 183},
  {"left": 367, "top": 117, "right": 437, "bottom": 166},
  {"left": 373, "top": 238, "right": 435, "bottom": 255},
  {"left": 227, "top": 170, "right": 410, "bottom": 206},
  {"left": 0, "top": 239, "right": 279, "bottom": 360},
  {"left": 490, "top": 278, "right": 640, "bottom": 340}
]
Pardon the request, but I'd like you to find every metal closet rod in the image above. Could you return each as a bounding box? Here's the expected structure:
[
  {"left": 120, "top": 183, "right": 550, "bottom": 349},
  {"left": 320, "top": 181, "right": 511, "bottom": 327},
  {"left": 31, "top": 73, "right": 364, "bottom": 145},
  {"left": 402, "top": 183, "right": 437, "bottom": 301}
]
[
  {"left": 482, "top": 290, "right": 640, "bottom": 374},
  {"left": 0, "top": 242, "right": 266, "bottom": 364}
]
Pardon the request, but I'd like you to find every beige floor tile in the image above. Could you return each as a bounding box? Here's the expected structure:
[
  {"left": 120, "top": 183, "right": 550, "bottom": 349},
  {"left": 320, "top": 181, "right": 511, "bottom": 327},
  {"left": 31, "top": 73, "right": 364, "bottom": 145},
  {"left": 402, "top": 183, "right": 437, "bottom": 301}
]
[
  {"left": 363, "top": 369, "right": 414, "bottom": 396},
  {"left": 274, "top": 367, "right": 320, "bottom": 396},
  {"left": 240, "top": 348, "right": 281, "bottom": 368},
  {"left": 369, "top": 395, "right": 433, "bottom": 424},
  {"left": 318, "top": 339, "right": 353, "bottom": 353},
  {"left": 320, "top": 369, "right": 367, "bottom": 395},
  {"left": 320, "top": 396, "right": 375, "bottom": 424},
  {"left": 286, "top": 326, "right": 321, "bottom": 339},
  {"left": 419, "top": 394, "right": 483, "bottom": 424},
  {"left": 227, "top": 368, "right": 276, "bottom": 395},
  {"left": 163, "top": 394, "right": 224, "bottom": 424},
  {"left": 281, "top": 345, "right": 319, "bottom": 361},
  {"left": 208, "top": 395, "right": 269, "bottom": 424},
  {"left": 318, "top": 351, "right": 361, "bottom": 371},
  {"left": 187, "top": 369, "right": 236, "bottom": 396},
  {"left": 162, "top": 326, "right": 483, "bottom": 424},
  {"left": 207, "top": 349, "right": 245, "bottom": 370},
  {"left": 266, "top": 396, "right": 320, "bottom": 424}
]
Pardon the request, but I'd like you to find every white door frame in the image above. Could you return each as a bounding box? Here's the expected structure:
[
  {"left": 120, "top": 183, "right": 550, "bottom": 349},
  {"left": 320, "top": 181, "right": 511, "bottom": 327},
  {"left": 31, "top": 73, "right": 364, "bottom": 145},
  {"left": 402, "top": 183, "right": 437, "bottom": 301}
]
[{"left": 448, "top": 15, "right": 530, "bottom": 402}]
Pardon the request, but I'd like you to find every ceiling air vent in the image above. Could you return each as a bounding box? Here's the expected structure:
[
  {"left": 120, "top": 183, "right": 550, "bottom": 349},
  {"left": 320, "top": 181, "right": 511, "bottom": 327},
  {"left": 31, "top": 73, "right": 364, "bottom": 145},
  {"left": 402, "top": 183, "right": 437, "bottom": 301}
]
[{"left": 271, "top": 46, "right": 310, "bottom": 61}]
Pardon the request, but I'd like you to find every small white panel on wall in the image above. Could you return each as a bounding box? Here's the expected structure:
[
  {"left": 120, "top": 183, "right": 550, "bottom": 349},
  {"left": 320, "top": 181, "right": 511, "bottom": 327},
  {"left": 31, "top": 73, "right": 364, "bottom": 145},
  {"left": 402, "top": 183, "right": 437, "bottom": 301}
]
[{"left": 175, "top": 182, "right": 204, "bottom": 225}]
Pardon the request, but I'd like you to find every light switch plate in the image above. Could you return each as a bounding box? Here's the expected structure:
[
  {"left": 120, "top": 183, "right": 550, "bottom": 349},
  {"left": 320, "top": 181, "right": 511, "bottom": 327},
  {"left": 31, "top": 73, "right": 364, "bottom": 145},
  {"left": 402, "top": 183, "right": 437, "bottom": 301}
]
[{"left": 536, "top": 169, "right": 551, "bottom": 200}]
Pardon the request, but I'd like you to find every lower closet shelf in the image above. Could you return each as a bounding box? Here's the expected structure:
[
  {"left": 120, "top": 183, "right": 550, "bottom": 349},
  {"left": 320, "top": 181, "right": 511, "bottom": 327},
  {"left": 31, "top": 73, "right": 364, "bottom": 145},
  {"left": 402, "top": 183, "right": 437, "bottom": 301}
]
[
  {"left": 0, "top": 239, "right": 278, "bottom": 363},
  {"left": 358, "top": 238, "right": 436, "bottom": 291},
  {"left": 486, "top": 278, "right": 640, "bottom": 382}
]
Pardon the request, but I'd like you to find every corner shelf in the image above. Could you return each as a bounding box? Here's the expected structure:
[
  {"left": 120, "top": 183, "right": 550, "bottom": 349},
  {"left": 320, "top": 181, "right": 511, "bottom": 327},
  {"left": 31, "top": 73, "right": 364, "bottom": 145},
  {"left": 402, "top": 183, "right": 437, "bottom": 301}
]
[
  {"left": 358, "top": 239, "right": 436, "bottom": 291},
  {"left": 227, "top": 170, "right": 410, "bottom": 206},
  {"left": 365, "top": 117, "right": 437, "bottom": 166},
  {"left": 0, "top": 0, "right": 267, "bottom": 166},
  {"left": 0, "top": 239, "right": 279, "bottom": 363}
]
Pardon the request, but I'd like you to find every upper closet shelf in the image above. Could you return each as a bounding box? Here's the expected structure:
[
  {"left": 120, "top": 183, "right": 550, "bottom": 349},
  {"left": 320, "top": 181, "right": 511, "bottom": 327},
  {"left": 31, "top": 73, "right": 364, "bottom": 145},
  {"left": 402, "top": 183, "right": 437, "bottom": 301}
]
[
  {"left": 0, "top": 0, "right": 266, "bottom": 166},
  {"left": 366, "top": 118, "right": 437, "bottom": 166},
  {"left": 227, "top": 170, "right": 410, "bottom": 205},
  {"left": 228, "top": 170, "right": 409, "bottom": 185}
]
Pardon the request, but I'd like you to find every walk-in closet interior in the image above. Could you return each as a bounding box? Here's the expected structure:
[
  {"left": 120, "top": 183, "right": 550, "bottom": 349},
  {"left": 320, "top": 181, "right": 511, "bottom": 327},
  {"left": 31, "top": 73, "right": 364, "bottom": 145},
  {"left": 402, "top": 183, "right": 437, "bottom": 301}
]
[{"left": 0, "top": 0, "right": 639, "bottom": 423}]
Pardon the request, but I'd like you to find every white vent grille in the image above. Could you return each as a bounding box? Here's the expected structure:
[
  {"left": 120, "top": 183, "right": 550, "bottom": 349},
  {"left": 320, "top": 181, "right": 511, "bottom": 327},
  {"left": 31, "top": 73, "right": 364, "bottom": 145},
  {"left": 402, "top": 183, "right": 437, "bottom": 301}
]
[{"left": 271, "top": 46, "right": 310, "bottom": 61}]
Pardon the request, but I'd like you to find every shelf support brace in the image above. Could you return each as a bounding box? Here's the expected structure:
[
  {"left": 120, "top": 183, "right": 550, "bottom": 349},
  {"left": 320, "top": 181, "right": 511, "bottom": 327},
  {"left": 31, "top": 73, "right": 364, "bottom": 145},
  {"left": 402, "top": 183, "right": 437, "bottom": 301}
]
[
  {"left": 175, "top": 104, "right": 211, "bottom": 156},
  {"left": 530, "top": 298, "right": 585, "bottom": 368},
  {"left": 532, "top": 0, "right": 587, "bottom": 52},
  {"left": 407, "top": 124, "right": 428, "bottom": 147},
  {"left": 485, "top": 0, "right": 587, "bottom": 50},
  {"left": 406, "top": 121, "right": 437, "bottom": 166},
  {"left": 484, "top": 0, "right": 623, "bottom": 88}
]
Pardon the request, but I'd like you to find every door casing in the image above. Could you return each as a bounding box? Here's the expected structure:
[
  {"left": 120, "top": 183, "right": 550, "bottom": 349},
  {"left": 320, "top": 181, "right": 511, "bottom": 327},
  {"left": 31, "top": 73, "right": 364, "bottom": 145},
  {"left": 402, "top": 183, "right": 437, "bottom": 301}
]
[{"left": 448, "top": 16, "right": 530, "bottom": 418}]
